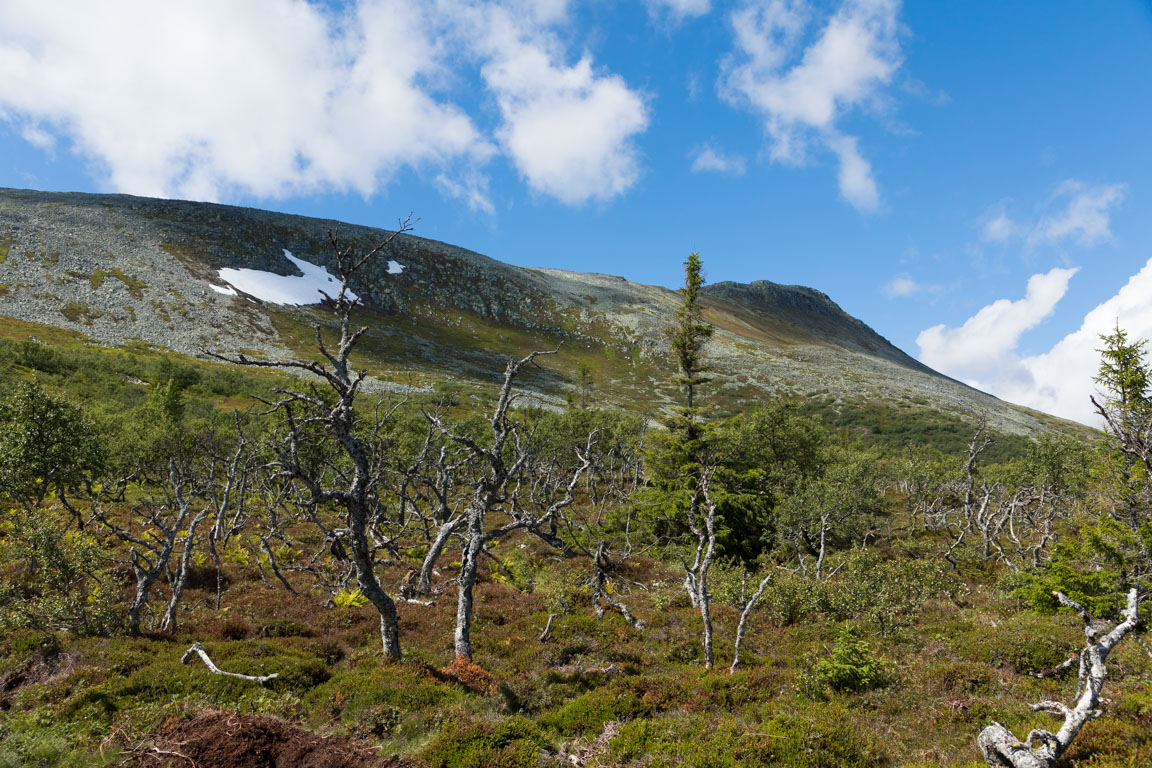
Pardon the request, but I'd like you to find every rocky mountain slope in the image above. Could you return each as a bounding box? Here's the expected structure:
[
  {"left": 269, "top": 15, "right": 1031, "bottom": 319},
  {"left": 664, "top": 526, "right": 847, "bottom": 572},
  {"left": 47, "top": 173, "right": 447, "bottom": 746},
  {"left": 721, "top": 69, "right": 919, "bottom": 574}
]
[{"left": 0, "top": 187, "right": 1075, "bottom": 437}]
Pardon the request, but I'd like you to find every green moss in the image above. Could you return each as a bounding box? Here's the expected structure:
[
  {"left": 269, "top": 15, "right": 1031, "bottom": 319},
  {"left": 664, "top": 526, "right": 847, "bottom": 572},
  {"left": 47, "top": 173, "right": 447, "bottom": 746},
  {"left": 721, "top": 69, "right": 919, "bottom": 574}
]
[
  {"left": 420, "top": 715, "right": 548, "bottom": 768},
  {"left": 65, "top": 266, "right": 146, "bottom": 299},
  {"left": 60, "top": 302, "right": 100, "bottom": 325},
  {"left": 304, "top": 662, "right": 461, "bottom": 721},
  {"left": 609, "top": 712, "right": 886, "bottom": 768}
]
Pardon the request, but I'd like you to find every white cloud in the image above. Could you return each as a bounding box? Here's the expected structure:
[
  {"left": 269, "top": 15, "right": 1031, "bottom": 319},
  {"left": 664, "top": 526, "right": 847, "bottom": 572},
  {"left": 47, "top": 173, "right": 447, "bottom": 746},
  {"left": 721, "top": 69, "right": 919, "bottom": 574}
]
[
  {"left": 885, "top": 274, "right": 919, "bottom": 297},
  {"left": 434, "top": 171, "right": 495, "bottom": 215},
  {"left": 916, "top": 262, "right": 1152, "bottom": 425},
  {"left": 691, "top": 144, "right": 747, "bottom": 175},
  {"left": 466, "top": 3, "right": 650, "bottom": 205},
  {"left": 979, "top": 181, "right": 1127, "bottom": 247},
  {"left": 721, "top": 0, "right": 902, "bottom": 211},
  {"left": 917, "top": 267, "right": 1077, "bottom": 385},
  {"left": 1014, "top": 260, "right": 1152, "bottom": 423},
  {"left": 883, "top": 272, "right": 938, "bottom": 298},
  {"left": 0, "top": 0, "right": 489, "bottom": 202},
  {"left": 1029, "top": 180, "right": 1127, "bottom": 247},
  {"left": 0, "top": 0, "right": 648, "bottom": 207},
  {"left": 827, "top": 133, "right": 878, "bottom": 211},
  {"left": 979, "top": 208, "right": 1019, "bottom": 243},
  {"left": 645, "top": 0, "right": 712, "bottom": 21},
  {"left": 19, "top": 124, "right": 54, "bottom": 151}
]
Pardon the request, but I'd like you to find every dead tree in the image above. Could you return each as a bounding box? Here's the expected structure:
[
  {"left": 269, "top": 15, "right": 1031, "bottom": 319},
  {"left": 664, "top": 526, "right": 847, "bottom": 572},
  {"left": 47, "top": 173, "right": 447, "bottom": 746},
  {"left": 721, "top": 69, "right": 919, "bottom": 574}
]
[
  {"left": 182, "top": 642, "right": 278, "bottom": 684},
  {"left": 162, "top": 426, "right": 254, "bottom": 629},
  {"left": 730, "top": 571, "right": 773, "bottom": 673},
  {"left": 590, "top": 542, "right": 644, "bottom": 629},
  {"left": 251, "top": 479, "right": 300, "bottom": 595},
  {"left": 428, "top": 351, "right": 591, "bottom": 661},
  {"left": 94, "top": 459, "right": 204, "bottom": 637},
  {"left": 403, "top": 422, "right": 471, "bottom": 594},
  {"left": 213, "top": 217, "right": 414, "bottom": 660},
  {"left": 978, "top": 589, "right": 1141, "bottom": 767},
  {"left": 206, "top": 412, "right": 255, "bottom": 609},
  {"left": 930, "top": 424, "right": 1072, "bottom": 571},
  {"left": 544, "top": 413, "right": 648, "bottom": 630}
]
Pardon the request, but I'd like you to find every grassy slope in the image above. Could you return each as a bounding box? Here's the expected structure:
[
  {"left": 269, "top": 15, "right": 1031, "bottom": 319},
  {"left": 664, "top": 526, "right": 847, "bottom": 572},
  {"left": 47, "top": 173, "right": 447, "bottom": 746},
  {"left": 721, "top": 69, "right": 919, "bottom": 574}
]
[{"left": 3, "top": 322, "right": 1148, "bottom": 768}]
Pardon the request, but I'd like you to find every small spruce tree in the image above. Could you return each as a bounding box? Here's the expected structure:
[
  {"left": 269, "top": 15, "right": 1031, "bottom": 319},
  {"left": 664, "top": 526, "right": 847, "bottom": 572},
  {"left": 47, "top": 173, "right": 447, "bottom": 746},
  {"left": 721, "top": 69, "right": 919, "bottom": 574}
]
[{"left": 666, "top": 251, "right": 713, "bottom": 443}]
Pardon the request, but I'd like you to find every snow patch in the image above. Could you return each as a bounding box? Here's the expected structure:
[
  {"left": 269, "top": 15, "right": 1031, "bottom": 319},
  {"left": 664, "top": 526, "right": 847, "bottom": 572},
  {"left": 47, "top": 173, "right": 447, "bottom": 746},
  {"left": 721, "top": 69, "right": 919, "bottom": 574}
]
[
  {"left": 209, "top": 283, "right": 237, "bottom": 296},
  {"left": 216, "top": 250, "right": 356, "bottom": 305},
  {"left": 387, "top": 260, "right": 405, "bottom": 274}
]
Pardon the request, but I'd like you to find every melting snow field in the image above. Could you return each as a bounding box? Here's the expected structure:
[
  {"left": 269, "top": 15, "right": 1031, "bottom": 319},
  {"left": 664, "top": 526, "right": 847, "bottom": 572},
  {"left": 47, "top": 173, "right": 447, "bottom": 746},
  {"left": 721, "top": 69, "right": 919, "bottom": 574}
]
[
  {"left": 214, "top": 250, "right": 357, "bottom": 305},
  {"left": 387, "top": 260, "right": 405, "bottom": 274}
]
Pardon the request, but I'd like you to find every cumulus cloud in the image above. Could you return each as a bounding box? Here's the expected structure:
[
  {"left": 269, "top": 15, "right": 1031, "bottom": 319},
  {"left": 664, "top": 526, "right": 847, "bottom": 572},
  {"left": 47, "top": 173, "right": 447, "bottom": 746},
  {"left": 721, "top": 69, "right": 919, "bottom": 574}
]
[
  {"left": 916, "top": 262, "right": 1152, "bottom": 425},
  {"left": 464, "top": 3, "right": 650, "bottom": 205},
  {"left": 917, "top": 267, "right": 1077, "bottom": 385},
  {"left": 1013, "top": 260, "right": 1152, "bottom": 423},
  {"left": 690, "top": 144, "right": 747, "bottom": 175},
  {"left": 979, "top": 181, "right": 1127, "bottom": 247},
  {"left": 0, "top": 0, "right": 491, "bottom": 202},
  {"left": 721, "top": 0, "right": 902, "bottom": 211},
  {"left": 0, "top": 0, "right": 649, "bottom": 207}
]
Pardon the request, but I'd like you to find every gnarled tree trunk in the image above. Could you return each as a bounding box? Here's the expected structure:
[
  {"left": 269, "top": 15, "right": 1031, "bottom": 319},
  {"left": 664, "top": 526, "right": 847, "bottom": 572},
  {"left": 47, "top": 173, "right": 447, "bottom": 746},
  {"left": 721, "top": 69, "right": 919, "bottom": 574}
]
[{"left": 977, "top": 588, "right": 1140, "bottom": 767}]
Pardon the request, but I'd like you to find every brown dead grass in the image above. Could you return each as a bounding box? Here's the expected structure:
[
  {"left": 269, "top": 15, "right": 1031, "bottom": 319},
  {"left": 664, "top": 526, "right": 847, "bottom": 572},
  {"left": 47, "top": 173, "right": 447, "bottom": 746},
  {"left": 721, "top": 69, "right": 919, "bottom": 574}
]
[{"left": 438, "top": 657, "right": 498, "bottom": 695}]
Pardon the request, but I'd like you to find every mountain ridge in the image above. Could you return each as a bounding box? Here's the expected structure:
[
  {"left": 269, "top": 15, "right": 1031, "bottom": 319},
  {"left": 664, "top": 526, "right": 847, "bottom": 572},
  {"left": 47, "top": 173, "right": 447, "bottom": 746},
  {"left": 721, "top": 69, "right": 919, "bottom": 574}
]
[{"left": 0, "top": 187, "right": 1080, "bottom": 438}]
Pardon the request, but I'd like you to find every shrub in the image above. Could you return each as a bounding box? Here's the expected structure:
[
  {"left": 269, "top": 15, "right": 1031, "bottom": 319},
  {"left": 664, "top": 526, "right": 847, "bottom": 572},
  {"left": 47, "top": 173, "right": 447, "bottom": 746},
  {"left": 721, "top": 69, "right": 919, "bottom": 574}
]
[
  {"left": 540, "top": 686, "right": 646, "bottom": 736},
  {"left": 809, "top": 626, "right": 891, "bottom": 694},
  {"left": 333, "top": 588, "right": 370, "bottom": 608}
]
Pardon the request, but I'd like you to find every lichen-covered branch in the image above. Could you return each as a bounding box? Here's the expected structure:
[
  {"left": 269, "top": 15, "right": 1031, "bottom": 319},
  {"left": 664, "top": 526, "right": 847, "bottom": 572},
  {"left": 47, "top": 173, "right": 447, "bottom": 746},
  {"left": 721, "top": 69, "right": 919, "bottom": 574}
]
[
  {"left": 181, "top": 642, "right": 278, "bottom": 685},
  {"left": 977, "top": 588, "right": 1140, "bottom": 767}
]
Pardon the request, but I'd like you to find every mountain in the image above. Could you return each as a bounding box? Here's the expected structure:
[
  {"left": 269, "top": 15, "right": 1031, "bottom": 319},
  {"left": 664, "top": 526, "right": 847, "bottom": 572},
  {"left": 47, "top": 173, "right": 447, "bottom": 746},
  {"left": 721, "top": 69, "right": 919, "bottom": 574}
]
[{"left": 0, "top": 187, "right": 1080, "bottom": 439}]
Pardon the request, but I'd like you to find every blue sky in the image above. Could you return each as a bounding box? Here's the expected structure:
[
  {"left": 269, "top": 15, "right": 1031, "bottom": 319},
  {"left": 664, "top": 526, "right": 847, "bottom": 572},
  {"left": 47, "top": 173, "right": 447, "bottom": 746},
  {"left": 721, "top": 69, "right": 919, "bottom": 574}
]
[{"left": 1, "top": 0, "right": 1150, "bottom": 424}]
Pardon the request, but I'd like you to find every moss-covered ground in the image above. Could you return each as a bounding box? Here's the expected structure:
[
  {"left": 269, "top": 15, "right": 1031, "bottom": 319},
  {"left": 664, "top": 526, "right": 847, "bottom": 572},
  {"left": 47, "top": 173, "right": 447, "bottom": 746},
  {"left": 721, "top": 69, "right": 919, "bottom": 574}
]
[{"left": 3, "top": 536, "right": 1151, "bottom": 767}]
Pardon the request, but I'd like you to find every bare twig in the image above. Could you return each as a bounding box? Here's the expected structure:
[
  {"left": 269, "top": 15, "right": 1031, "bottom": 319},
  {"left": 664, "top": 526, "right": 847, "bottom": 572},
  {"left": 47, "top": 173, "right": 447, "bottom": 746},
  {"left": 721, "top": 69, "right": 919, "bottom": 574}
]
[
  {"left": 181, "top": 642, "right": 278, "bottom": 685},
  {"left": 538, "top": 613, "right": 557, "bottom": 642}
]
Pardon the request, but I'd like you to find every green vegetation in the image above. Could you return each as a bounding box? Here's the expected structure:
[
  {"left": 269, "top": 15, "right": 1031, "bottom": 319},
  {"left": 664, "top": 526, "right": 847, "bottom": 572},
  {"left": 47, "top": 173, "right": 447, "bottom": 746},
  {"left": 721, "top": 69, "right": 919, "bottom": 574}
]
[
  {"left": 0, "top": 252, "right": 1148, "bottom": 768},
  {"left": 808, "top": 625, "right": 891, "bottom": 694},
  {"left": 65, "top": 265, "right": 146, "bottom": 299},
  {"left": 60, "top": 302, "right": 100, "bottom": 325}
]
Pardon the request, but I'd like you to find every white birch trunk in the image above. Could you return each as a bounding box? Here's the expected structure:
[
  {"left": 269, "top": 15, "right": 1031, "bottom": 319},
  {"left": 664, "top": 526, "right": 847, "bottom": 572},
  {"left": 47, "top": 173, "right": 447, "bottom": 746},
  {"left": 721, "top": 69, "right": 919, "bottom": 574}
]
[{"left": 978, "top": 588, "right": 1141, "bottom": 767}]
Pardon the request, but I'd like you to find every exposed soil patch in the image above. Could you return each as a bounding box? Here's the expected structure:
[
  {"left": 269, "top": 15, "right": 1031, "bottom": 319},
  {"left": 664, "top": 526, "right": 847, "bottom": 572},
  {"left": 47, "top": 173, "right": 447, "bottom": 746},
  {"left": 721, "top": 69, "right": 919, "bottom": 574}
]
[
  {"left": 137, "top": 710, "right": 403, "bottom": 768},
  {"left": 0, "top": 645, "right": 74, "bottom": 711}
]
